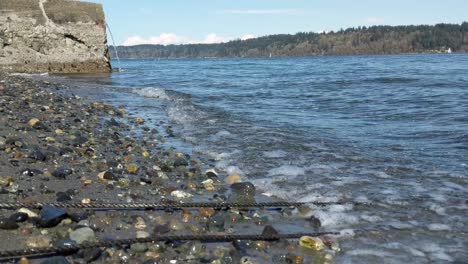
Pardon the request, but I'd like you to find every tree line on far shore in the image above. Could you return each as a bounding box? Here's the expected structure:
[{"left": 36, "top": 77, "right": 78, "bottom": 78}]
[{"left": 110, "top": 22, "right": 468, "bottom": 59}]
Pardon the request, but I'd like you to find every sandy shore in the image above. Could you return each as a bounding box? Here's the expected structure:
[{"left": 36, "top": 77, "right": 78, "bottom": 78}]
[{"left": 0, "top": 73, "right": 339, "bottom": 263}]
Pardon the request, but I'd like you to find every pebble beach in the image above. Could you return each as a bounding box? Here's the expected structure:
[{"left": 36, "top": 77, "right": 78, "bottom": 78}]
[{"left": 0, "top": 73, "right": 341, "bottom": 264}]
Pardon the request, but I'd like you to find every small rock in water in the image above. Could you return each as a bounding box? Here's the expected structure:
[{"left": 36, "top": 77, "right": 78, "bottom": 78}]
[
  {"left": 136, "top": 116, "right": 145, "bottom": 124},
  {"left": 37, "top": 205, "right": 67, "bottom": 228},
  {"left": 70, "top": 227, "right": 96, "bottom": 244},
  {"left": 230, "top": 182, "right": 256, "bottom": 196},
  {"left": 173, "top": 157, "right": 188, "bottom": 167},
  {"left": 261, "top": 225, "right": 279, "bottom": 238},
  {"left": 225, "top": 173, "right": 241, "bottom": 184},
  {"left": 299, "top": 236, "right": 325, "bottom": 251},
  {"left": 229, "top": 182, "right": 256, "bottom": 203},
  {"left": 208, "top": 214, "right": 225, "bottom": 232},
  {"left": 308, "top": 215, "right": 321, "bottom": 229},
  {"left": 0, "top": 218, "right": 19, "bottom": 230},
  {"left": 205, "top": 169, "right": 218, "bottom": 178}
]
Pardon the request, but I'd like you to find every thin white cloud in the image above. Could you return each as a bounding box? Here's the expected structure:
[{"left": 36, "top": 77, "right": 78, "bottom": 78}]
[
  {"left": 122, "top": 33, "right": 192, "bottom": 46},
  {"left": 122, "top": 33, "right": 256, "bottom": 46},
  {"left": 203, "top": 33, "right": 228, "bottom": 44},
  {"left": 219, "top": 9, "right": 300, "bottom": 15}
]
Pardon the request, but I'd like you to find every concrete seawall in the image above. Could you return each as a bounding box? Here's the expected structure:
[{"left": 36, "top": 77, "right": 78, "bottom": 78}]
[{"left": 0, "top": 0, "right": 112, "bottom": 73}]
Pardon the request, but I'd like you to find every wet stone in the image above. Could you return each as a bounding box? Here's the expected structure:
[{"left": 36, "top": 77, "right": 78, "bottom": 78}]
[
  {"left": 230, "top": 182, "right": 256, "bottom": 196},
  {"left": 70, "top": 227, "right": 96, "bottom": 244},
  {"left": 80, "top": 248, "right": 102, "bottom": 262},
  {"left": 130, "top": 243, "right": 149, "bottom": 253},
  {"left": 52, "top": 239, "right": 77, "bottom": 248},
  {"left": 308, "top": 215, "right": 321, "bottom": 229},
  {"left": 39, "top": 256, "right": 70, "bottom": 264},
  {"left": 56, "top": 192, "right": 72, "bottom": 202},
  {"left": 0, "top": 217, "right": 19, "bottom": 230},
  {"left": 21, "top": 168, "right": 43, "bottom": 177},
  {"left": 153, "top": 224, "right": 170, "bottom": 235},
  {"left": 29, "top": 148, "right": 47, "bottom": 161},
  {"left": 52, "top": 167, "right": 73, "bottom": 179},
  {"left": 173, "top": 157, "right": 189, "bottom": 167},
  {"left": 69, "top": 212, "right": 89, "bottom": 222},
  {"left": 261, "top": 225, "right": 279, "bottom": 238},
  {"left": 9, "top": 212, "right": 29, "bottom": 222},
  {"left": 37, "top": 205, "right": 67, "bottom": 228},
  {"left": 103, "top": 171, "right": 119, "bottom": 181},
  {"left": 208, "top": 214, "right": 225, "bottom": 232}
]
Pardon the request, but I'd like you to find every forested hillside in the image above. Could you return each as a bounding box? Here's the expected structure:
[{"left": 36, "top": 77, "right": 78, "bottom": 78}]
[{"left": 111, "top": 23, "right": 468, "bottom": 59}]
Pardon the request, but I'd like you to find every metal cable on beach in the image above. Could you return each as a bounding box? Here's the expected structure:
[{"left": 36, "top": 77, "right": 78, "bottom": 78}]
[
  {"left": 0, "top": 231, "right": 340, "bottom": 261},
  {"left": 0, "top": 201, "right": 369, "bottom": 210},
  {"left": 0, "top": 201, "right": 305, "bottom": 210}
]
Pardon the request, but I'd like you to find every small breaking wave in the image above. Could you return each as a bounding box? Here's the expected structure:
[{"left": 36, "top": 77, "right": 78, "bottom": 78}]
[{"left": 133, "top": 87, "right": 170, "bottom": 100}]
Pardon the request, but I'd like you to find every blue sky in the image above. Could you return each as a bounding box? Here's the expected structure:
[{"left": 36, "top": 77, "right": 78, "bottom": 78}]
[{"left": 84, "top": 0, "right": 468, "bottom": 46}]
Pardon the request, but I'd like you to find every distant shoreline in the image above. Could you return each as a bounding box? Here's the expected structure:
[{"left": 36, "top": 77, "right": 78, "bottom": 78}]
[
  {"left": 110, "top": 23, "right": 468, "bottom": 60},
  {"left": 109, "top": 50, "right": 465, "bottom": 60}
]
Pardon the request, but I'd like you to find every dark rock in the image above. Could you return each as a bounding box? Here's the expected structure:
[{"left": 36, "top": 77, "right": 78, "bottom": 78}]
[
  {"left": 52, "top": 167, "right": 73, "bottom": 179},
  {"left": 0, "top": 218, "right": 19, "bottom": 230},
  {"left": 72, "top": 135, "right": 88, "bottom": 147},
  {"left": 173, "top": 157, "right": 189, "bottom": 167},
  {"left": 140, "top": 175, "right": 152, "bottom": 184},
  {"left": 69, "top": 212, "right": 89, "bottom": 222},
  {"left": 53, "top": 238, "right": 77, "bottom": 248},
  {"left": 103, "top": 171, "right": 119, "bottom": 180},
  {"left": 37, "top": 205, "right": 67, "bottom": 228},
  {"left": 106, "top": 118, "right": 120, "bottom": 127},
  {"left": 153, "top": 224, "right": 170, "bottom": 235},
  {"left": 9, "top": 212, "right": 29, "bottom": 223},
  {"left": 21, "top": 168, "right": 43, "bottom": 177},
  {"left": 206, "top": 171, "right": 218, "bottom": 179},
  {"left": 59, "top": 147, "right": 74, "bottom": 156},
  {"left": 230, "top": 182, "right": 256, "bottom": 196},
  {"left": 56, "top": 192, "right": 72, "bottom": 202},
  {"left": 207, "top": 214, "right": 225, "bottom": 232},
  {"left": 40, "top": 256, "right": 70, "bottom": 264},
  {"left": 81, "top": 248, "right": 102, "bottom": 262},
  {"left": 29, "top": 148, "right": 47, "bottom": 161},
  {"left": 308, "top": 215, "right": 321, "bottom": 229},
  {"left": 261, "top": 225, "right": 279, "bottom": 239}
]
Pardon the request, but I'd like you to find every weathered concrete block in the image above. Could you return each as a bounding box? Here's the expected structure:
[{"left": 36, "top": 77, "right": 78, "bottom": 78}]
[{"left": 0, "top": 0, "right": 112, "bottom": 73}]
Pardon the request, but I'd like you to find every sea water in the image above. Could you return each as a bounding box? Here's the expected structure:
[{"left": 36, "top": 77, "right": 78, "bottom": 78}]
[{"left": 47, "top": 54, "right": 468, "bottom": 263}]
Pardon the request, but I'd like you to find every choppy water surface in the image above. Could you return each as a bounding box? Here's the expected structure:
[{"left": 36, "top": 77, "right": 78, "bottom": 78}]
[{"left": 57, "top": 54, "right": 468, "bottom": 262}]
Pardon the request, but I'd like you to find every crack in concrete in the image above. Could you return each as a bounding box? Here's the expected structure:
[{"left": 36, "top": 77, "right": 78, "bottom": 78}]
[{"left": 38, "top": 0, "right": 52, "bottom": 25}]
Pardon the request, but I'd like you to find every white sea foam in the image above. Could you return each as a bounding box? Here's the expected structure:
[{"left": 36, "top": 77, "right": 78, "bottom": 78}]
[
  {"left": 267, "top": 165, "right": 305, "bottom": 177},
  {"left": 215, "top": 130, "right": 232, "bottom": 137},
  {"left": 226, "top": 166, "right": 243, "bottom": 175},
  {"left": 427, "top": 223, "right": 451, "bottom": 231},
  {"left": 263, "top": 150, "right": 288, "bottom": 158},
  {"left": 346, "top": 249, "right": 391, "bottom": 257},
  {"left": 133, "top": 87, "right": 170, "bottom": 100}
]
